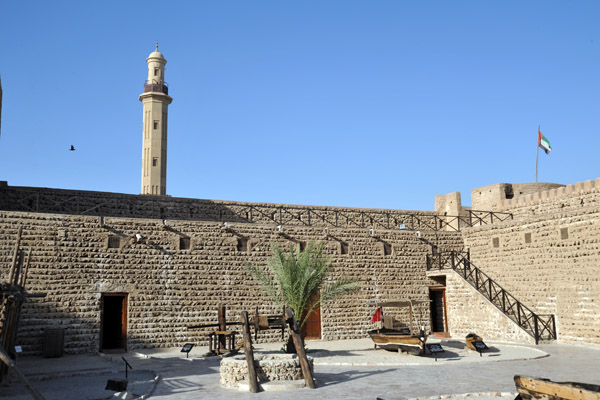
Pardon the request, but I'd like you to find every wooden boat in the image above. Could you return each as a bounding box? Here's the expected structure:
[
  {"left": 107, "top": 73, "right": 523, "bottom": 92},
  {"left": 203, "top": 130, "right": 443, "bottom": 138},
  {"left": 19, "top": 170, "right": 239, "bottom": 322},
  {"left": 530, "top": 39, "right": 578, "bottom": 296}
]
[
  {"left": 368, "top": 328, "right": 427, "bottom": 355},
  {"left": 514, "top": 375, "right": 600, "bottom": 400},
  {"left": 367, "top": 300, "right": 428, "bottom": 355}
]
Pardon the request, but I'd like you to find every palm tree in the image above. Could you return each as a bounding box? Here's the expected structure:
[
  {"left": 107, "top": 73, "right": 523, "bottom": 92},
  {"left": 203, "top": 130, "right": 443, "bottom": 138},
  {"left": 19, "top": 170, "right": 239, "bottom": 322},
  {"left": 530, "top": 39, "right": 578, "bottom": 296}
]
[{"left": 247, "top": 241, "right": 361, "bottom": 350}]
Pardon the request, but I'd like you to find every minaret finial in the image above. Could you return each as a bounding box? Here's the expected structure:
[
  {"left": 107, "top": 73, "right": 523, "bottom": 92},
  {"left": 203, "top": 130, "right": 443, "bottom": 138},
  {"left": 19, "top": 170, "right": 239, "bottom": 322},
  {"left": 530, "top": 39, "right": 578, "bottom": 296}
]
[{"left": 156, "top": 41, "right": 159, "bottom": 51}]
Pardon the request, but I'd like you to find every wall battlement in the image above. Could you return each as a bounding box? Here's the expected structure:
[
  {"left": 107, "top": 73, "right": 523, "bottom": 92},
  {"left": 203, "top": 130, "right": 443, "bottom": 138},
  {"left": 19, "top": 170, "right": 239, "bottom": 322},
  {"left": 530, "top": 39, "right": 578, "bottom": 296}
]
[{"left": 499, "top": 177, "right": 600, "bottom": 215}]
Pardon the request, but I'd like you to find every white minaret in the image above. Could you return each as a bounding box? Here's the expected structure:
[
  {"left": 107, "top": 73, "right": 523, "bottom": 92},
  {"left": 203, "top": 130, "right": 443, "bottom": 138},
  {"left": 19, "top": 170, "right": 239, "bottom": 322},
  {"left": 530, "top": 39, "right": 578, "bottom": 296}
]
[{"left": 139, "top": 43, "right": 172, "bottom": 195}]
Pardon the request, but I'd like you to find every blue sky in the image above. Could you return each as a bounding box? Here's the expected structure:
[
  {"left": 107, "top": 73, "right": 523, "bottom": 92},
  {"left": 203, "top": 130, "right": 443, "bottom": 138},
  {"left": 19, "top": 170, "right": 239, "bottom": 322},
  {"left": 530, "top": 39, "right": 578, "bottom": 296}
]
[{"left": 0, "top": 1, "right": 598, "bottom": 210}]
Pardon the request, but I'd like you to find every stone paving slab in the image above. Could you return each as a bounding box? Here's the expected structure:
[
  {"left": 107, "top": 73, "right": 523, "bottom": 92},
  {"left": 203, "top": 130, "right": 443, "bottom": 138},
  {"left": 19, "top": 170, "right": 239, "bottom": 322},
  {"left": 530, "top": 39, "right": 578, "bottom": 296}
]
[{"left": 1, "top": 340, "right": 598, "bottom": 400}]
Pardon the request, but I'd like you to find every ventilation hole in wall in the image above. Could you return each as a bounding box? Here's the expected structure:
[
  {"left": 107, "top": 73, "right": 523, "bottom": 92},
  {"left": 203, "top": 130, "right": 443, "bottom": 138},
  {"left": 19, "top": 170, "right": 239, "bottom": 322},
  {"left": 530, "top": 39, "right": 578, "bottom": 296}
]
[
  {"left": 340, "top": 241, "right": 349, "bottom": 255},
  {"left": 108, "top": 235, "right": 120, "bottom": 249},
  {"left": 383, "top": 243, "right": 392, "bottom": 256},
  {"left": 237, "top": 237, "right": 249, "bottom": 252},
  {"left": 298, "top": 241, "right": 306, "bottom": 251},
  {"left": 524, "top": 233, "right": 532, "bottom": 244},
  {"left": 560, "top": 228, "right": 569, "bottom": 240},
  {"left": 179, "top": 237, "right": 191, "bottom": 250},
  {"left": 492, "top": 237, "right": 499, "bottom": 248}
]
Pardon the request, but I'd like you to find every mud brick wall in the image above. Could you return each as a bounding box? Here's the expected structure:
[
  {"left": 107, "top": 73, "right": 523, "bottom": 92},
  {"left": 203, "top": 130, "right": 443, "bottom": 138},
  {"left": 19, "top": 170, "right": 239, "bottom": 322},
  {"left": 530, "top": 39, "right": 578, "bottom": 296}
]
[
  {"left": 499, "top": 178, "right": 600, "bottom": 218},
  {"left": 0, "top": 210, "right": 463, "bottom": 355},
  {"left": 460, "top": 198, "right": 600, "bottom": 346},
  {"left": 430, "top": 270, "right": 536, "bottom": 344},
  {"left": 0, "top": 184, "right": 440, "bottom": 230}
]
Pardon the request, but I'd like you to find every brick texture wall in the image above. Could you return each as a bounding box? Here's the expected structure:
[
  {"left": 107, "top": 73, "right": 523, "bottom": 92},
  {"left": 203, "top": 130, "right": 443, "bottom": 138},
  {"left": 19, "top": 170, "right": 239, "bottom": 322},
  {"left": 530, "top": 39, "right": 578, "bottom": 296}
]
[
  {"left": 0, "top": 210, "right": 463, "bottom": 355},
  {"left": 460, "top": 187, "right": 600, "bottom": 346}
]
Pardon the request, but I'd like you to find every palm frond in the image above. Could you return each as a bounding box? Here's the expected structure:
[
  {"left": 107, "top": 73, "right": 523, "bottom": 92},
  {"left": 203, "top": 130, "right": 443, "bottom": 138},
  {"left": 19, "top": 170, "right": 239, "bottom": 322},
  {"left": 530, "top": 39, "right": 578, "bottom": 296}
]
[{"left": 246, "top": 240, "right": 362, "bottom": 331}]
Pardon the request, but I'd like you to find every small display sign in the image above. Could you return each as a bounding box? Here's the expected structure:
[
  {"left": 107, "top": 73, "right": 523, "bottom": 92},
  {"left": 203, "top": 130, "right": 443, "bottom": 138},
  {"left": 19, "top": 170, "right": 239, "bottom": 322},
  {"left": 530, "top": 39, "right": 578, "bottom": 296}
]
[
  {"left": 426, "top": 343, "right": 445, "bottom": 353},
  {"left": 181, "top": 343, "right": 195, "bottom": 358},
  {"left": 472, "top": 341, "right": 488, "bottom": 351}
]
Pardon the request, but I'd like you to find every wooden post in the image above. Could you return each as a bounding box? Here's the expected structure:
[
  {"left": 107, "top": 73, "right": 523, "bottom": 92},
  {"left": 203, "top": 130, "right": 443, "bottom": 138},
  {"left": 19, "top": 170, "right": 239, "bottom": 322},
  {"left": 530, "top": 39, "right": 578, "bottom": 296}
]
[
  {"left": 20, "top": 248, "right": 32, "bottom": 288},
  {"left": 284, "top": 307, "right": 315, "bottom": 389},
  {"left": 218, "top": 305, "right": 226, "bottom": 353},
  {"left": 0, "top": 346, "right": 46, "bottom": 400},
  {"left": 408, "top": 301, "right": 415, "bottom": 335},
  {"left": 240, "top": 311, "right": 259, "bottom": 393},
  {"left": 9, "top": 226, "right": 23, "bottom": 284}
]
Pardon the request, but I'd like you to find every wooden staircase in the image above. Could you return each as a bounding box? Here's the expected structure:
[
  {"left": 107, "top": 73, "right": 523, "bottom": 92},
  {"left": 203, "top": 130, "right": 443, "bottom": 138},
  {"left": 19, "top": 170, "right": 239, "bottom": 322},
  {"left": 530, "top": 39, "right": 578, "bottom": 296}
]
[{"left": 427, "top": 250, "right": 557, "bottom": 344}]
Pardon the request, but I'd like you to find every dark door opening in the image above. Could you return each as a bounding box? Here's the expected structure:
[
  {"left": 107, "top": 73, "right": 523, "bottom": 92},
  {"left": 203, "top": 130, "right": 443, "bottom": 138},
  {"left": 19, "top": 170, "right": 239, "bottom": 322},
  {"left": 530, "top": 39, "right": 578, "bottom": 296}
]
[
  {"left": 429, "top": 288, "right": 448, "bottom": 334},
  {"left": 101, "top": 293, "right": 127, "bottom": 352}
]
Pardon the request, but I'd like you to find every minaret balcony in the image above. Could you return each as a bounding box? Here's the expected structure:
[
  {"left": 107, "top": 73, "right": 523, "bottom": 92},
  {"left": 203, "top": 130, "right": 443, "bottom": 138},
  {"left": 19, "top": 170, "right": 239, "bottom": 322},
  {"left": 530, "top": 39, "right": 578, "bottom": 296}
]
[{"left": 144, "top": 81, "right": 169, "bottom": 95}]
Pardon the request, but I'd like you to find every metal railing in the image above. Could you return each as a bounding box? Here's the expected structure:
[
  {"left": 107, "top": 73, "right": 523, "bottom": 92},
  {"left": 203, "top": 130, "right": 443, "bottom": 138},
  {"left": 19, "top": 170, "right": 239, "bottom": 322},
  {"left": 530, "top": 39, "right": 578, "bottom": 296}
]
[
  {"left": 143, "top": 81, "right": 168, "bottom": 95},
  {"left": 427, "top": 250, "right": 557, "bottom": 344},
  {"left": 0, "top": 187, "right": 511, "bottom": 232}
]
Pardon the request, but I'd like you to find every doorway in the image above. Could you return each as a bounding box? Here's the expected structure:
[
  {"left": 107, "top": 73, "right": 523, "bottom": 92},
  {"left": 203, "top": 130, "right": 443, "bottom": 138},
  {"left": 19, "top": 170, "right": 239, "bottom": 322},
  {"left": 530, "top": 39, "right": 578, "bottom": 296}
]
[
  {"left": 101, "top": 293, "right": 128, "bottom": 352},
  {"left": 429, "top": 288, "right": 448, "bottom": 335},
  {"left": 301, "top": 296, "right": 322, "bottom": 340}
]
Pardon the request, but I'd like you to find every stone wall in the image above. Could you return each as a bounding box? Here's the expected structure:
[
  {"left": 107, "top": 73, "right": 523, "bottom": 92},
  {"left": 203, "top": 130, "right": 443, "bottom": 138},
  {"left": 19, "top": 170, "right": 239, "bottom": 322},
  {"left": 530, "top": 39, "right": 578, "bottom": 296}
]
[
  {"left": 460, "top": 182, "right": 600, "bottom": 346},
  {"left": 0, "top": 210, "right": 463, "bottom": 355},
  {"left": 472, "top": 182, "right": 564, "bottom": 212},
  {"left": 498, "top": 178, "right": 600, "bottom": 216},
  {"left": 429, "top": 270, "right": 535, "bottom": 344},
  {"left": 0, "top": 184, "right": 440, "bottom": 230}
]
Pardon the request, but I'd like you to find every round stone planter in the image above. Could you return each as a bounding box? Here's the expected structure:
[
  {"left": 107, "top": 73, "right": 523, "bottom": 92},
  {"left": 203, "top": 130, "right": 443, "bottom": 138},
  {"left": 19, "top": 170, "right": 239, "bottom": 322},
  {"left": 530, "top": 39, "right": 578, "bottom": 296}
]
[{"left": 220, "top": 354, "right": 313, "bottom": 391}]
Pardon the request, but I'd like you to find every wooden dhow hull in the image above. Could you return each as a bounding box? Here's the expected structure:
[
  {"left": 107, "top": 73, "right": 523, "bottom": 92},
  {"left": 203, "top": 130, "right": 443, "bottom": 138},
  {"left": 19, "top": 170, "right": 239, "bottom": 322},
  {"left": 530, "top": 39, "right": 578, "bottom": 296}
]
[
  {"left": 368, "top": 329, "right": 427, "bottom": 355},
  {"left": 514, "top": 375, "right": 600, "bottom": 400}
]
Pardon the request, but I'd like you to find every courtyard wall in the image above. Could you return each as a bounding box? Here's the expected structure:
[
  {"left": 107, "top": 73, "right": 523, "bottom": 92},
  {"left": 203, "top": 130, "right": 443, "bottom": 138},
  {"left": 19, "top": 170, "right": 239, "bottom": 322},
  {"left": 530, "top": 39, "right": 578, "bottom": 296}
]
[
  {"left": 460, "top": 177, "right": 600, "bottom": 346},
  {"left": 0, "top": 208, "right": 462, "bottom": 355}
]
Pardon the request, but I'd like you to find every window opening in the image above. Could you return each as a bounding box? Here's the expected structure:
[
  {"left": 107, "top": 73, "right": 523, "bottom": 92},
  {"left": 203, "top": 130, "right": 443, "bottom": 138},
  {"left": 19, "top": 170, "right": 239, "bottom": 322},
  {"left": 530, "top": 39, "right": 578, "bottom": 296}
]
[
  {"left": 237, "top": 238, "right": 249, "bottom": 252},
  {"left": 179, "top": 237, "right": 191, "bottom": 250},
  {"left": 108, "top": 235, "right": 120, "bottom": 249}
]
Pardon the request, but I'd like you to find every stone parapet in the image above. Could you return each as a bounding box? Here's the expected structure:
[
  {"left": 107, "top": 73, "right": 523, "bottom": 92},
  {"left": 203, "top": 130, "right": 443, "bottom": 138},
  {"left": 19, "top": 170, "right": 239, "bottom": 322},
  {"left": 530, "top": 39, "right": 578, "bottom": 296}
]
[{"left": 499, "top": 178, "right": 600, "bottom": 216}]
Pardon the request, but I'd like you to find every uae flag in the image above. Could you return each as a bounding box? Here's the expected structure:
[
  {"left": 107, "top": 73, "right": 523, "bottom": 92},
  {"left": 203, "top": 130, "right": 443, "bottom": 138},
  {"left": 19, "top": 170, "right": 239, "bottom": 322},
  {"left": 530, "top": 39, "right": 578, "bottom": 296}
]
[{"left": 538, "top": 129, "right": 551, "bottom": 154}]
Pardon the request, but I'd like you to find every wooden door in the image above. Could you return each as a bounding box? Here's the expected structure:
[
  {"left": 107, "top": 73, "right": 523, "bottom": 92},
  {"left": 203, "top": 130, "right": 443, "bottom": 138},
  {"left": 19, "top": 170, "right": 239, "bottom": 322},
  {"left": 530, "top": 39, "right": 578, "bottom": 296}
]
[
  {"left": 429, "top": 288, "right": 448, "bottom": 334},
  {"left": 100, "top": 293, "right": 128, "bottom": 352},
  {"left": 301, "top": 297, "right": 321, "bottom": 340}
]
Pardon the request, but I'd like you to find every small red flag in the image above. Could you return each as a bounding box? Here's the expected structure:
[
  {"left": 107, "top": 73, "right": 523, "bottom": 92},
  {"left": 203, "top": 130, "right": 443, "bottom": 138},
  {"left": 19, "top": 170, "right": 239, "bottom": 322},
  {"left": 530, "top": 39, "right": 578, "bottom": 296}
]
[{"left": 370, "top": 307, "right": 382, "bottom": 323}]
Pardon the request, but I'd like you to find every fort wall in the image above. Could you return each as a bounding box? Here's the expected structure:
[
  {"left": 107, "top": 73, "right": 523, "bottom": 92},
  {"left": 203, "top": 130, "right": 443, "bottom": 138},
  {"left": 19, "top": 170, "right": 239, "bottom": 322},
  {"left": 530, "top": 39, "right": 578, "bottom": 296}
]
[
  {"left": 498, "top": 178, "right": 600, "bottom": 217},
  {"left": 0, "top": 210, "right": 463, "bottom": 355},
  {"left": 460, "top": 181, "right": 600, "bottom": 346},
  {"left": 429, "top": 270, "right": 536, "bottom": 344},
  {"left": 471, "top": 182, "right": 564, "bottom": 211}
]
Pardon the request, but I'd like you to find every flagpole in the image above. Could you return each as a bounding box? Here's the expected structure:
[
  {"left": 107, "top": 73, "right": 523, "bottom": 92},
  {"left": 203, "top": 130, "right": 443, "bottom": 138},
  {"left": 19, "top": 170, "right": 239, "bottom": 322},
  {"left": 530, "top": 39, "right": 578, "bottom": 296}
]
[{"left": 536, "top": 125, "right": 539, "bottom": 183}]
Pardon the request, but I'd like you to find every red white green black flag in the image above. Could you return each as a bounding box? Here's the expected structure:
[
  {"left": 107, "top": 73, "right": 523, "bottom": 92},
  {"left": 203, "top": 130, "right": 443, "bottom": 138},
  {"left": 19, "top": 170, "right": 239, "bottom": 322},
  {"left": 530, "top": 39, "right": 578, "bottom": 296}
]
[{"left": 538, "top": 128, "right": 551, "bottom": 154}]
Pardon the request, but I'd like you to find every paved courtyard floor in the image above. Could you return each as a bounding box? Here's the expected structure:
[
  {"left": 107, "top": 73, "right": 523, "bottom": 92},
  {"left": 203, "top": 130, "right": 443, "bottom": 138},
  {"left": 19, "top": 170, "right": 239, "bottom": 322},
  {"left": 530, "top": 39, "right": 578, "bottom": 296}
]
[{"left": 1, "top": 338, "right": 599, "bottom": 400}]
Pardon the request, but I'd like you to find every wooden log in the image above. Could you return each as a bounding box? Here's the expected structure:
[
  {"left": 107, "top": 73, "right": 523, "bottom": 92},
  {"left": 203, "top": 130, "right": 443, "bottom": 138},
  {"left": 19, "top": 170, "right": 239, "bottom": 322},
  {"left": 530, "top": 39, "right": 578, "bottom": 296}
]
[
  {"left": 284, "top": 306, "right": 315, "bottom": 389},
  {"left": 8, "top": 227, "right": 22, "bottom": 284},
  {"left": 0, "top": 345, "right": 46, "bottom": 400},
  {"left": 218, "top": 305, "right": 227, "bottom": 353},
  {"left": 20, "top": 248, "right": 32, "bottom": 288},
  {"left": 240, "top": 311, "right": 259, "bottom": 393},
  {"left": 514, "top": 375, "right": 600, "bottom": 400},
  {"left": 187, "top": 321, "right": 242, "bottom": 329}
]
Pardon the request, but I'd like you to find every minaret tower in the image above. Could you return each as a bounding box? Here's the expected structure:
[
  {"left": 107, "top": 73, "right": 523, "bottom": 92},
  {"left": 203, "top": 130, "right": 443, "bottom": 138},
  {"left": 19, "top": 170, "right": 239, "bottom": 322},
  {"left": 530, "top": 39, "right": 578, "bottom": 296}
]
[{"left": 139, "top": 43, "right": 172, "bottom": 195}]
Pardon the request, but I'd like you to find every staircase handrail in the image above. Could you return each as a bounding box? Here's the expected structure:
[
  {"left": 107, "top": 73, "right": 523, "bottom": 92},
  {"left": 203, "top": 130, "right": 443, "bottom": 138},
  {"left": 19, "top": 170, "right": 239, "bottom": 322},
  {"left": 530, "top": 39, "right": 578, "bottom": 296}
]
[{"left": 427, "top": 250, "right": 556, "bottom": 344}]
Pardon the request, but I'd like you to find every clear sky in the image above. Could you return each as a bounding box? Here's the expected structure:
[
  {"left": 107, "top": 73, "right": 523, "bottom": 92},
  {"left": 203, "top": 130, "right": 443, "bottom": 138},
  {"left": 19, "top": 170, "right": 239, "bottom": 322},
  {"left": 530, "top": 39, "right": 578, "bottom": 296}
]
[{"left": 0, "top": 1, "right": 598, "bottom": 210}]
